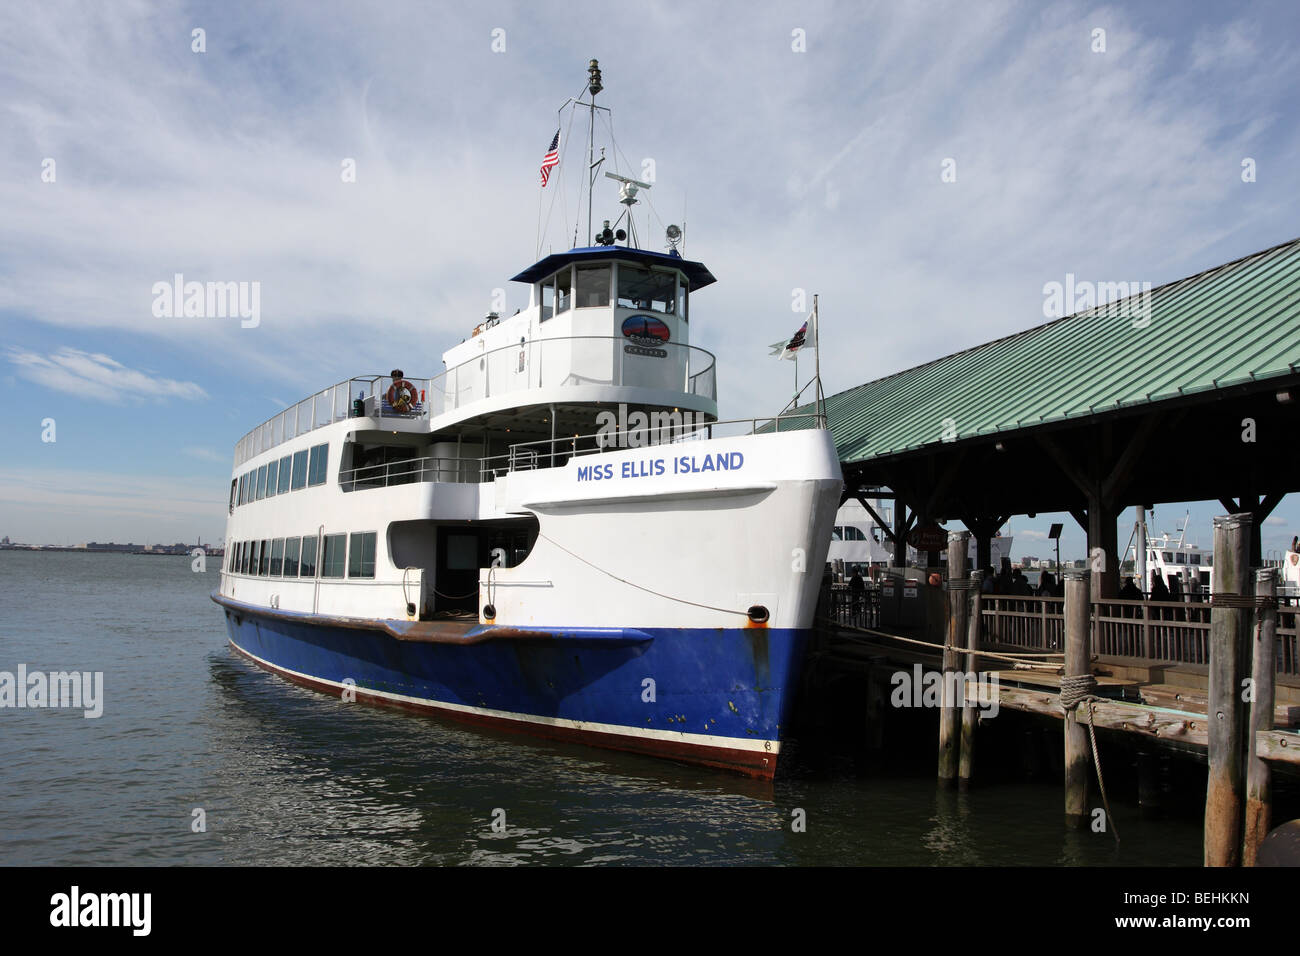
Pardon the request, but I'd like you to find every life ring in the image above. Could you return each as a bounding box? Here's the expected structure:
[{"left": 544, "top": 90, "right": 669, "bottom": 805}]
[{"left": 386, "top": 379, "right": 417, "bottom": 412}]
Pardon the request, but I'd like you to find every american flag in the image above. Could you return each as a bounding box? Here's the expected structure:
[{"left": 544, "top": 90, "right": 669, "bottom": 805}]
[{"left": 539, "top": 130, "right": 560, "bottom": 187}]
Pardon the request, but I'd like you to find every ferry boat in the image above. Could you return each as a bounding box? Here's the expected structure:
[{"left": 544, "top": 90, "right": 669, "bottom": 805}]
[
  {"left": 1127, "top": 512, "right": 1213, "bottom": 595},
  {"left": 827, "top": 499, "right": 1013, "bottom": 571},
  {"left": 211, "top": 62, "right": 843, "bottom": 778}
]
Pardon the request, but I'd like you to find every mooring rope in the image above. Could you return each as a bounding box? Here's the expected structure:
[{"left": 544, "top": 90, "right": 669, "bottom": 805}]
[
  {"left": 822, "top": 618, "right": 1063, "bottom": 670},
  {"left": 1060, "top": 672, "right": 1121, "bottom": 844},
  {"left": 537, "top": 532, "right": 751, "bottom": 617}
]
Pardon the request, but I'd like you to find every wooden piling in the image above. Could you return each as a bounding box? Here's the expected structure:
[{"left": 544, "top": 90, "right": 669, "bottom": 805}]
[
  {"left": 1063, "top": 568, "right": 1090, "bottom": 827},
  {"left": 1243, "top": 566, "right": 1277, "bottom": 867},
  {"left": 959, "top": 568, "right": 982, "bottom": 789},
  {"left": 938, "top": 530, "right": 969, "bottom": 787},
  {"left": 1205, "top": 513, "right": 1252, "bottom": 868}
]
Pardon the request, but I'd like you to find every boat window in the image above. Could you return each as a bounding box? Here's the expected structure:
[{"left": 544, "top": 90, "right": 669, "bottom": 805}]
[
  {"left": 227, "top": 543, "right": 237, "bottom": 572},
  {"left": 270, "top": 538, "right": 284, "bottom": 576},
  {"left": 321, "top": 534, "right": 347, "bottom": 578},
  {"left": 616, "top": 264, "right": 676, "bottom": 313},
  {"left": 677, "top": 277, "right": 688, "bottom": 322},
  {"left": 265, "top": 459, "right": 279, "bottom": 498},
  {"left": 348, "top": 531, "right": 377, "bottom": 578},
  {"left": 1163, "top": 551, "right": 1172, "bottom": 562},
  {"left": 259, "top": 539, "right": 270, "bottom": 576},
  {"left": 283, "top": 537, "right": 301, "bottom": 577},
  {"left": 238, "top": 473, "right": 247, "bottom": 506},
  {"left": 277, "top": 455, "right": 292, "bottom": 494},
  {"left": 541, "top": 280, "right": 554, "bottom": 321},
  {"left": 555, "top": 267, "right": 572, "bottom": 315},
  {"left": 575, "top": 264, "right": 611, "bottom": 308},
  {"left": 229, "top": 480, "right": 237, "bottom": 514},
  {"left": 299, "top": 535, "right": 318, "bottom": 577},
  {"left": 308, "top": 444, "right": 329, "bottom": 487},
  {"left": 256, "top": 465, "right": 268, "bottom": 500},
  {"left": 1191, "top": 554, "right": 1200, "bottom": 565},
  {"left": 239, "top": 542, "right": 249, "bottom": 575},
  {"left": 248, "top": 540, "right": 260, "bottom": 576},
  {"left": 831, "top": 527, "right": 843, "bottom": 540},
  {"left": 291, "top": 450, "right": 309, "bottom": 489}
]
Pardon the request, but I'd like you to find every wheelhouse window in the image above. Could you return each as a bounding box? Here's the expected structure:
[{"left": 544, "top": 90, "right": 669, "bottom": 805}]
[
  {"left": 321, "top": 534, "right": 347, "bottom": 577},
  {"left": 259, "top": 539, "right": 270, "bottom": 576},
  {"left": 291, "top": 450, "right": 309, "bottom": 490},
  {"left": 541, "top": 281, "right": 555, "bottom": 321},
  {"left": 554, "top": 267, "right": 571, "bottom": 316},
  {"left": 616, "top": 264, "right": 676, "bottom": 314},
  {"left": 348, "top": 531, "right": 377, "bottom": 578},
  {"left": 299, "top": 535, "right": 318, "bottom": 577},
  {"left": 277, "top": 455, "right": 292, "bottom": 494},
  {"left": 270, "top": 538, "right": 284, "bottom": 576},
  {"left": 574, "top": 264, "right": 611, "bottom": 308},
  {"left": 283, "top": 537, "right": 301, "bottom": 577},
  {"left": 265, "top": 459, "right": 279, "bottom": 498},
  {"left": 677, "top": 277, "right": 688, "bottom": 321},
  {"left": 308, "top": 444, "right": 329, "bottom": 486}
]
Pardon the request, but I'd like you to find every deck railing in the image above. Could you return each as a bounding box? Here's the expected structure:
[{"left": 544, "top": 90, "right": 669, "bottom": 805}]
[
  {"left": 335, "top": 412, "right": 828, "bottom": 489},
  {"left": 233, "top": 336, "right": 719, "bottom": 467}
]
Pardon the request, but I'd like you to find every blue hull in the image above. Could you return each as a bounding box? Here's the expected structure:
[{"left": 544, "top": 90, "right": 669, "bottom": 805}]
[{"left": 219, "top": 602, "right": 810, "bottom": 777}]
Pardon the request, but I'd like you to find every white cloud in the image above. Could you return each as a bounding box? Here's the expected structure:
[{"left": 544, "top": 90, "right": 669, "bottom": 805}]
[
  {"left": 183, "top": 446, "right": 226, "bottom": 463},
  {"left": 6, "top": 347, "right": 206, "bottom": 403}
]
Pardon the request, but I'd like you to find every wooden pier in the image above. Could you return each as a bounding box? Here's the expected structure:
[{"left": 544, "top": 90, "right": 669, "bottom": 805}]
[{"left": 814, "top": 519, "right": 1300, "bottom": 865}]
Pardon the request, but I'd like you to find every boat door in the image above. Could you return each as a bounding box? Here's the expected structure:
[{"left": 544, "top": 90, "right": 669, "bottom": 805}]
[{"left": 435, "top": 530, "right": 483, "bottom": 613}]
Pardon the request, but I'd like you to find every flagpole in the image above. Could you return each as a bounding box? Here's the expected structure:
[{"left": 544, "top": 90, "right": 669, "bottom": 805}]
[{"left": 813, "top": 293, "right": 823, "bottom": 425}]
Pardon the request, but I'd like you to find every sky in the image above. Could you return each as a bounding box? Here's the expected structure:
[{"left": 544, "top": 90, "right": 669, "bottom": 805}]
[{"left": 1, "top": 0, "right": 1297, "bottom": 557}]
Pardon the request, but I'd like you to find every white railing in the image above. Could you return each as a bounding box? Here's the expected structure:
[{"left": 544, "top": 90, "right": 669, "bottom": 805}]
[
  {"left": 334, "top": 412, "right": 827, "bottom": 489},
  {"left": 233, "top": 336, "right": 718, "bottom": 467}
]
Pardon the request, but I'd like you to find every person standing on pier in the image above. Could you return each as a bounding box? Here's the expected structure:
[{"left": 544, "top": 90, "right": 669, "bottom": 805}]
[{"left": 849, "top": 568, "right": 865, "bottom": 620}]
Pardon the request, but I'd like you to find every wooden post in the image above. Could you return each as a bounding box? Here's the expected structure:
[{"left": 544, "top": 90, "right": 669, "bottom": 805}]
[
  {"left": 1244, "top": 566, "right": 1277, "bottom": 867},
  {"left": 1064, "top": 568, "right": 1090, "bottom": 827},
  {"left": 938, "top": 530, "right": 969, "bottom": 787},
  {"left": 959, "top": 568, "right": 982, "bottom": 789},
  {"left": 1137, "top": 751, "right": 1163, "bottom": 818},
  {"left": 865, "top": 669, "right": 886, "bottom": 753},
  {"left": 1205, "top": 513, "right": 1252, "bottom": 867}
]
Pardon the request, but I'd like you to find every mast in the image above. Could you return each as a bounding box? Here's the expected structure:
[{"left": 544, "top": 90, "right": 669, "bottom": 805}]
[
  {"left": 1135, "top": 505, "right": 1147, "bottom": 592},
  {"left": 585, "top": 59, "right": 603, "bottom": 248}
]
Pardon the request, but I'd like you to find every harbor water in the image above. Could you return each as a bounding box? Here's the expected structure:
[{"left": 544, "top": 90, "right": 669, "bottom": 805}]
[{"left": 0, "top": 551, "right": 1210, "bottom": 866}]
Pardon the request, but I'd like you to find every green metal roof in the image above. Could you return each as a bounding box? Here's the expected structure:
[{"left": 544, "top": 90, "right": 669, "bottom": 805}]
[{"left": 809, "top": 236, "right": 1300, "bottom": 465}]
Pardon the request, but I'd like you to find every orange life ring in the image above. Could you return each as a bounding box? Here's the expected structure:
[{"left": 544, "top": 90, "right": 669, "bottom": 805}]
[{"left": 386, "top": 379, "right": 416, "bottom": 412}]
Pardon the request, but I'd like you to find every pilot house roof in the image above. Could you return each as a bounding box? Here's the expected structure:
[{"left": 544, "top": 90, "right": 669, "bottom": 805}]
[{"left": 511, "top": 245, "right": 717, "bottom": 291}]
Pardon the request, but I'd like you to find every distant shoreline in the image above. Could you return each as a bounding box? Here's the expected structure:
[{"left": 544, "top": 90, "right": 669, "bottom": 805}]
[{"left": 0, "top": 547, "right": 220, "bottom": 556}]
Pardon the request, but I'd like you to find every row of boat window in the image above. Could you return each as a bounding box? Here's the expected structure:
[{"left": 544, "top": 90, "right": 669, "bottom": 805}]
[
  {"left": 226, "top": 531, "right": 377, "bottom": 579},
  {"left": 1149, "top": 550, "right": 1210, "bottom": 566},
  {"left": 539, "top": 263, "right": 687, "bottom": 321},
  {"left": 230, "top": 443, "right": 329, "bottom": 511}
]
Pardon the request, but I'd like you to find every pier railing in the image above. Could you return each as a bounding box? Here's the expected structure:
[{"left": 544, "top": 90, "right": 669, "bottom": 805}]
[{"left": 978, "top": 596, "right": 1299, "bottom": 676}]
